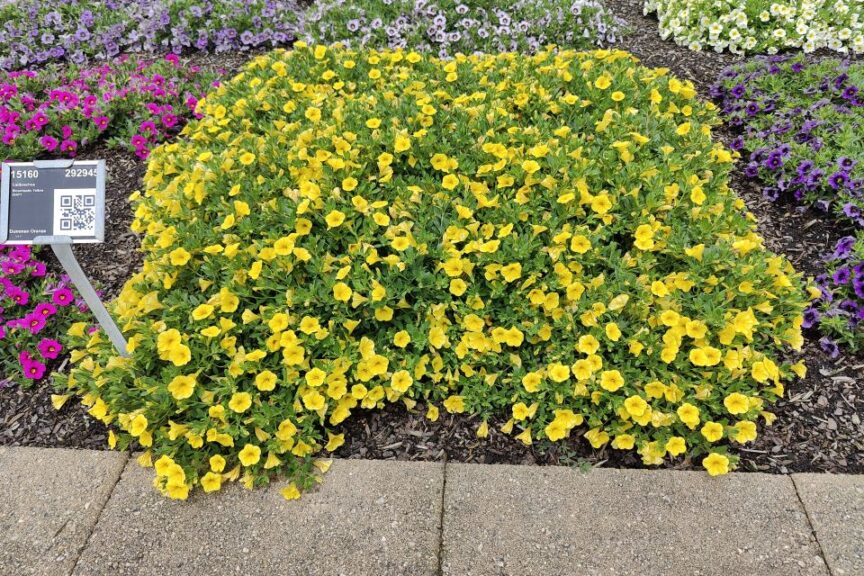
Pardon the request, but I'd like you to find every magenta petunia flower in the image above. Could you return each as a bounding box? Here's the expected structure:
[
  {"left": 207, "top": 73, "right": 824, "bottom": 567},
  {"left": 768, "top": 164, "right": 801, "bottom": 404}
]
[
  {"left": 9, "top": 288, "right": 29, "bottom": 306},
  {"left": 22, "top": 359, "right": 46, "bottom": 379},
  {"left": 51, "top": 287, "right": 74, "bottom": 306},
  {"left": 139, "top": 120, "right": 157, "bottom": 135},
  {"left": 60, "top": 139, "right": 78, "bottom": 155},
  {"left": 37, "top": 338, "right": 62, "bottom": 359},
  {"left": 30, "top": 261, "right": 46, "bottom": 277},
  {"left": 33, "top": 302, "right": 57, "bottom": 318},
  {"left": 40, "top": 135, "right": 59, "bottom": 151},
  {"left": 1, "top": 261, "right": 24, "bottom": 275},
  {"left": 25, "top": 313, "right": 47, "bottom": 334}
]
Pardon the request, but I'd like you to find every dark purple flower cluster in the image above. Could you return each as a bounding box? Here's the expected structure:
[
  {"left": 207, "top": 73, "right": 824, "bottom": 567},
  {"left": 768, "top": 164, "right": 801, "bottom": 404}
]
[
  {"left": 803, "top": 234, "right": 864, "bottom": 353},
  {"left": 712, "top": 54, "right": 864, "bottom": 226},
  {"left": 0, "top": 0, "right": 301, "bottom": 71},
  {"left": 1, "top": 53, "right": 217, "bottom": 160},
  {"left": 0, "top": 245, "right": 91, "bottom": 387}
]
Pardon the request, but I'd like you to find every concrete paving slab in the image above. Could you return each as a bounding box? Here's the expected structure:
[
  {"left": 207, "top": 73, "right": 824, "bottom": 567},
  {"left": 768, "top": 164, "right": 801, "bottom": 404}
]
[
  {"left": 73, "top": 458, "right": 444, "bottom": 576},
  {"left": 442, "top": 464, "right": 828, "bottom": 576},
  {"left": 0, "top": 446, "right": 128, "bottom": 576},
  {"left": 793, "top": 473, "right": 864, "bottom": 576}
]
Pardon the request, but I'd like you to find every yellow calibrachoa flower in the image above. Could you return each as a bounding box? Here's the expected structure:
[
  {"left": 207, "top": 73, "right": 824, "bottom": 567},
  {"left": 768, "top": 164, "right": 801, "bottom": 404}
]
[
  {"left": 57, "top": 45, "right": 809, "bottom": 499},
  {"left": 443, "top": 395, "right": 465, "bottom": 413},
  {"left": 522, "top": 371, "right": 542, "bottom": 393},
  {"left": 210, "top": 454, "right": 226, "bottom": 472},
  {"left": 200, "top": 472, "right": 222, "bottom": 493},
  {"left": 238, "top": 443, "right": 262, "bottom": 466},
  {"left": 442, "top": 174, "right": 459, "bottom": 190},
  {"left": 393, "top": 330, "right": 411, "bottom": 348},
  {"left": 724, "top": 392, "right": 750, "bottom": 415},
  {"left": 623, "top": 395, "right": 648, "bottom": 417},
  {"left": 129, "top": 414, "right": 148, "bottom": 437},
  {"left": 390, "top": 370, "right": 413, "bottom": 393},
  {"left": 677, "top": 403, "right": 700, "bottom": 429},
  {"left": 599, "top": 370, "right": 624, "bottom": 392},
  {"left": 333, "top": 282, "right": 352, "bottom": 302},
  {"left": 665, "top": 436, "right": 687, "bottom": 456},
  {"left": 169, "top": 248, "right": 191, "bottom": 266},
  {"left": 191, "top": 304, "right": 214, "bottom": 321},
  {"left": 548, "top": 363, "right": 571, "bottom": 383},
  {"left": 733, "top": 421, "right": 758, "bottom": 443},
  {"left": 325, "top": 210, "right": 346, "bottom": 228},
  {"left": 228, "top": 392, "right": 252, "bottom": 413},
  {"left": 703, "top": 452, "right": 730, "bottom": 476},
  {"left": 701, "top": 421, "right": 724, "bottom": 442},
  {"left": 167, "top": 375, "right": 196, "bottom": 400}
]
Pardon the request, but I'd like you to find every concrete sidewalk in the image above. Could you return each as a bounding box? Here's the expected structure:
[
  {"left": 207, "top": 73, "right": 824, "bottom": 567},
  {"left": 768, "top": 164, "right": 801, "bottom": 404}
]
[{"left": 1, "top": 447, "right": 861, "bottom": 576}]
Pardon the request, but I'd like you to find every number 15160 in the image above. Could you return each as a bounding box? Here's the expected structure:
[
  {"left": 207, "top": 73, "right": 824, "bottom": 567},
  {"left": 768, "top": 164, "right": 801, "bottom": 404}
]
[{"left": 12, "top": 169, "right": 39, "bottom": 179}]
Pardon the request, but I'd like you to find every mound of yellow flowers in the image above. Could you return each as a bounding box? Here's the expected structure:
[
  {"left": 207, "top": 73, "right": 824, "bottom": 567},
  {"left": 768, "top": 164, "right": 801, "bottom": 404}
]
[{"left": 56, "top": 43, "right": 811, "bottom": 499}]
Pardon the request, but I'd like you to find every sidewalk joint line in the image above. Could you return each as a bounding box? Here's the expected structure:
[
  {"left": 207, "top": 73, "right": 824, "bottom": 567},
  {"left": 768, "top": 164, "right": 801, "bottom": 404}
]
[
  {"left": 68, "top": 450, "right": 129, "bottom": 576},
  {"left": 791, "top": 475, "right": 833, "bottom": 576},
  {"left": 437, "top": 458, "right": 448, "bottom": 576}
]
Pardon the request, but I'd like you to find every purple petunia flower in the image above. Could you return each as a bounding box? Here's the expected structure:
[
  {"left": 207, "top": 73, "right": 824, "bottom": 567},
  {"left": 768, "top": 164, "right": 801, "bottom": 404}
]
[
  {"left": 833, "top": 267, "right": 852, "bottom": 285},
  {"left": 828, "top": 172, "right": 850, "bottom": 190},
  {"left": 838, "top": 157, "right": 856, "bottom": 171},
  {"left": 853, "top": 275, "right": 864, "bottom": 299},
  {"left": 763, "top": 153, "right": 784, "bottom": 170},
  {"left": 819, "top": 336, "right": 840, "bottom": 359},
  {"left": 801, "top": 307, "right": 821, "bottom": 329}
]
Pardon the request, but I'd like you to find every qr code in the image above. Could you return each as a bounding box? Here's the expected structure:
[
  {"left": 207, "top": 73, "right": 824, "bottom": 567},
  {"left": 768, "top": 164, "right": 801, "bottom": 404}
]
[{"left": 53, "top": 189, "right": 97, "bottom": 237}]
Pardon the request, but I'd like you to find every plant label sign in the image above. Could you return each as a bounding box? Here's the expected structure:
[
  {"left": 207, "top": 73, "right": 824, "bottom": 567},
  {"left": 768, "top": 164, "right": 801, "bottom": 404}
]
[
  {"left": 0, "top": 158, "right": 127, "bottom": 356},
  {"left": 0, "top": 159, "right": 105, "bottom": 245}
]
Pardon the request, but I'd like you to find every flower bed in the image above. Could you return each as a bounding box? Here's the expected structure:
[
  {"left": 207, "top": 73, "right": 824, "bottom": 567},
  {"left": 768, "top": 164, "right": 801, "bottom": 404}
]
[
  {"left": 57, "top": 44, "right": 810, "bottom": 499},
  {"left": 806, "top": 234, "right": 864, "bottom": 352},
  {"left": 644, "top": 0, "right": 864, "bottom": 55},
  {"left": 296, "top": 0, "right": 621, "bottom": 56},
  {"left": 1, "top": 53, "right": 217, "bottom": 160},
  {"left": 0, "top": 0, "right": 301, "bottom": 71},
  {"left": 711, "top": 55, "right": 864, "bottom": 227},
  {"left": 0, "top": 245, "right": 90, "bottom": 388}
]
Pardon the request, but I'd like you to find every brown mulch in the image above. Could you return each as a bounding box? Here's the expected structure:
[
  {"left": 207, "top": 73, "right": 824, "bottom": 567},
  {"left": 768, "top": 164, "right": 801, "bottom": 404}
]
[{"left": 2, "top": 10, "right": 862, "bottom": 473}]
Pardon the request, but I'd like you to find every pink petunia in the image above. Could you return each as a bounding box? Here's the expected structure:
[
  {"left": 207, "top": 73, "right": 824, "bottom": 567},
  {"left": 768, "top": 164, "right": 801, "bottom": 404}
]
[
  {"left": 9, "top": 288, "right": 29, "bottom": 306},
  {"left": 40, "top": 135, "right": 59, "bottom": 151},
  {"left": 22, "top": 359, "right": 46, "bottom": 380},
  {"left": 33, "top": 302, "right": 56, "bottom": 317},
  {"left": 24, "top": 313, "right": 47, "bottom": 334},
  {"left": 37, "top": 338, "right": 62, "bottom": 359},
  {"left": 130, "top": 134, "right": 148, "bottom": 148},
  {"left": 60, "top": 139, "right": 78, "bottom": 155},
  {"left": 30, "top": 261, "right": 46, "bottom": 277},
  {"left": 51, "top": 287, "right": 74, "bottom": 307}
]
